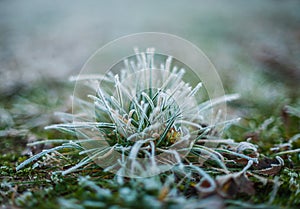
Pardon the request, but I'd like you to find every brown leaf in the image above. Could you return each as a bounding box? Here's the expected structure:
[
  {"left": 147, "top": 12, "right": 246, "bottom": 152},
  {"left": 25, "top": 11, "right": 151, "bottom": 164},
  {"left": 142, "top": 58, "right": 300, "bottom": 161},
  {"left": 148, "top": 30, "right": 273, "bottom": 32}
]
[
  {"left": 216, "top": 172, "right": 255, "bottom": 198},
  {"left": 252, "top": 156, "right": 284, "bottom": 175}
]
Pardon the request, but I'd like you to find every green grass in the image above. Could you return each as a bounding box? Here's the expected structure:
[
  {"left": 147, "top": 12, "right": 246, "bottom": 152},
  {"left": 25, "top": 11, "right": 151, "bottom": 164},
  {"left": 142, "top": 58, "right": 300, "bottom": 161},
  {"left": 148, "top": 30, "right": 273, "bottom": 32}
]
[{"left": 1, "top": 68, "right": 299, "bottom": 209}]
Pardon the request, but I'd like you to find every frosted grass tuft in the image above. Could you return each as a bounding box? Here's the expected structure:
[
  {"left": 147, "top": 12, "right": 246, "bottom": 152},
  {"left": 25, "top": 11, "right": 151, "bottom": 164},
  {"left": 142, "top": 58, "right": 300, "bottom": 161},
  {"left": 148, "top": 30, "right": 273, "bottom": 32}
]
[{"left": 16, "top": 48, "right": 241, "bottom": 177}]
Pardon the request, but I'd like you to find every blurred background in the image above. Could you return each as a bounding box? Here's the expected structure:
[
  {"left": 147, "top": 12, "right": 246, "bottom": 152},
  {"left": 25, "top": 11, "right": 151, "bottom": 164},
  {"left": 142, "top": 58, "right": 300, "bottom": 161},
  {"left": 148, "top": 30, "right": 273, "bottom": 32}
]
[
  {"left": 0, "top": 0, "right": 300, "bottom": 132},
  {"left": 1, "top": 2, "right": 300, "bottom": 208}
]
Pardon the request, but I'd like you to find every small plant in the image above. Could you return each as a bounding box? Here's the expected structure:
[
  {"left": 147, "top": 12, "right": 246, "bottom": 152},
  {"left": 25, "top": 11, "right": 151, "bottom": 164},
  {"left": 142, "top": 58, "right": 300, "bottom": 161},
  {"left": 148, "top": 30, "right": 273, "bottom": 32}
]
[
  {"left": 11, "top": 47, "right": 300, "bottom": 209},
  {"left": 17, "top": 48, "right": 239, "bottom": 177}
]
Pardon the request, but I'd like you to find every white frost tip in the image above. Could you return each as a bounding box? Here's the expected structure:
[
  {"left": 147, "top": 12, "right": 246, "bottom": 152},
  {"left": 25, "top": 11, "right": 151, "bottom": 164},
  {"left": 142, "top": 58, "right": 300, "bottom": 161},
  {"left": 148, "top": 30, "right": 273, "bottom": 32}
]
[
  {"left": 224, "top": 93, "right": 240, "bottom": 102},
  {"left": 165, "top": 56, "right": 173, "bottom": 71},
  {"left": 69, "top": 75, "right": 78, "bottom": 82}
]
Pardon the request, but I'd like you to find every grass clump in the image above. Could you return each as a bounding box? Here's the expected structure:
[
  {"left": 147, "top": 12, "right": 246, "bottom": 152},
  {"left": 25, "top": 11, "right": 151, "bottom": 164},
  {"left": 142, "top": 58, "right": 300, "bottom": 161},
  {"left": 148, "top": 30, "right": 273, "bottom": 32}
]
[{"left": 1, "top": 50, "right": 299, "bottom": 209}]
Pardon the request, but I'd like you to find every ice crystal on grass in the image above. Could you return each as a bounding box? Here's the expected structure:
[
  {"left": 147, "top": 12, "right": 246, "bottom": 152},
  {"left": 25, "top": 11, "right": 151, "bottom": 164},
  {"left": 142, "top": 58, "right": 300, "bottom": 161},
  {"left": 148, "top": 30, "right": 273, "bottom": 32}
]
[{"left": 17, "top": 48, "right": 239, "bottom": 177}]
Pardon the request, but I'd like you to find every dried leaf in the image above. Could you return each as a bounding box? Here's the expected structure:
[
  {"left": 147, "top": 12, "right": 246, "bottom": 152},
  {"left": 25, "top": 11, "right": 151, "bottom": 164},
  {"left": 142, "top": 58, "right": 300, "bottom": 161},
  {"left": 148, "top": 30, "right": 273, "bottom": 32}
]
[
  {"left": 252, "top": 156, "right": 284, "bottom": 175},
  {"left": 270, "top": 143, "right": 291, "bottom": 152},
  {"left": 216, "top": 172, "right": 255, "bottom": 198}
]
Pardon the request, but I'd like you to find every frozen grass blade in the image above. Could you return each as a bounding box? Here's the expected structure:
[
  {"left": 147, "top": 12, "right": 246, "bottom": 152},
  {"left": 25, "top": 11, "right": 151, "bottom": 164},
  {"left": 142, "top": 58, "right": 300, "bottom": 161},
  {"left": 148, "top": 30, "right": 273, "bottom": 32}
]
[{"left": 16, "top": 144, "right": 76, "bottom": 171}]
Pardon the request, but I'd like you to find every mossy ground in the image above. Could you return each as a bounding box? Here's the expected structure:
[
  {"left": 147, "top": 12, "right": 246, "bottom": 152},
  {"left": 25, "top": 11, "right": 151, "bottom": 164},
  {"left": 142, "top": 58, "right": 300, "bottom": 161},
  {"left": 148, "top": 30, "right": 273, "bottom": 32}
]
[{"left": 0, "top": 72, "right": 299, "bottom": 209}]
